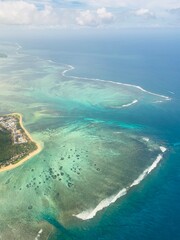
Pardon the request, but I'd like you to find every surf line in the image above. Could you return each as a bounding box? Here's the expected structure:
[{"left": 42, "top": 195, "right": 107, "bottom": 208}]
[
  {"left": 62, "top": 64, "right": 171, "bottom": 102},
  {"left": 73, "top": 146, "right": 167, "bottom": 221},
  {"left": 111, "top": 99, "right": 138, "bottom": 109}
]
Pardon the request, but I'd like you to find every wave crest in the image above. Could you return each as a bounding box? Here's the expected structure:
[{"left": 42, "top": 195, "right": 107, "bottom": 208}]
[{"left": 73, "top": 146, "right": 167, "bottom": 220}]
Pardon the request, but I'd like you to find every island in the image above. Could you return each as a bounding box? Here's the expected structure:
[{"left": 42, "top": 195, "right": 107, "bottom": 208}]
[{"left": 0, "top": 113, "right": 41, "bottom": 172}]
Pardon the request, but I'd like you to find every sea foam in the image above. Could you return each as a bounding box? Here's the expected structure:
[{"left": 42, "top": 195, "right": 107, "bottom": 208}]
[
  {"left": 160, "top": 146, "right": 167, "bottom": 153},
  {"left": 73, "top": 188, "right": 127, "bottom": 220},
  {"left": 73, "top": 146, "right": 167, "bottom": 221},
  {"left": 62, "top": 65, "right": 171, "bottom": 102},
  {"left": 63, "top": 64, "right": 169, "bottom": 220},
  {"left": 112, "top": 100, "right": 138, "bottom": 109},
  {"left": 143, "top": 137, "right": 150, "bottom": 142},
  {"left": 35, "top": 229, "right": 43, "bottom": 240}
]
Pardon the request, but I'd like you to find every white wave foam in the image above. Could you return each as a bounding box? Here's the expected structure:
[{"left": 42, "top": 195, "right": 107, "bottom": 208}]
[
  {"left": 74, "top": 188, "right": 127, "bottom": 220},
  {"left": 62, "top": 65, "right": 74, "bottom": 76},
  {"left": 112, "top": 100, "right": 138, "bottom": 109},
  {"left": 47, "top": 59, "right": 56, "bottom": 64},
  {"left": 62, "top": 65, "right": 171, "bottom": 101},
  {"left": 35, "top": 229, "right": 43, "bottom": 240},
  {"left": 142, "top": 137, "right": 149, "bottom": 142},
  {"left": 74, "top": 146, "right": 167, "bottom": 221},
  {"left": 122, "top": 99, "right": 138, "bottom": 107},
  {"left": 160, "top": 146, "right": 167, "bottom": 153},
  {"left": 147, "top": 154, "right": 163, "bottom": 174},
  {"left": 154, "top": 100, "right": 163, "bottom": 103},
  {"left": 130, "top": 154, "right": 163, "bottom": 187},
  {"left": 130, "top": 171, "right": 147, "bottom": 187}
]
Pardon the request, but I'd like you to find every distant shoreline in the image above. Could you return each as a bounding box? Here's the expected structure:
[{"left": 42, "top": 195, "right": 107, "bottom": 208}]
[{"left": 0, "top": 113, "right": 42, "bottom": 173}]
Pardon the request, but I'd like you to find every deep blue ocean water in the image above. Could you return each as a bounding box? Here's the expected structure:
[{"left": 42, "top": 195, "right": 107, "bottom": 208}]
[{"left": 8, "top": 29, "right": 180, "bottom": 239}]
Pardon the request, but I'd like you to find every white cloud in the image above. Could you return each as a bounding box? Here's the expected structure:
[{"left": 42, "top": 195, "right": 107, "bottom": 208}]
[
  {"left": 97, "top": 8, "right": 114, "bottom": 23},
  {"left": 76, "top": 8, "right": 114, "bottom": 26},
  {"left": 0, "top": 1, "right": 59, "bottom": 25},
  {"left": 85, "top": 0, "right": 127, "bottom": 8},
  {"left": 0, "top": 1, "right": 114, "bottom": 27},
  {"left": 76, "top": 10, "right": 97, "bottom": 26},
  {"left": 0, "top": 0, "right": 180, "bottom": 27},
  {"left": 135, "top": 8, "right": 155, "bottom": 18}
]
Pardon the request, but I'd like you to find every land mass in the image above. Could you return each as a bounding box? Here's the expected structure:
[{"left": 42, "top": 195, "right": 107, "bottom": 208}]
[{"left": 0, "top": 113, "right": 41, "bottom": 172}]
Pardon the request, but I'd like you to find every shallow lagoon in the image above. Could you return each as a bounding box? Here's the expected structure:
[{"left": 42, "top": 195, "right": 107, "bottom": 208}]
[{"left": 0, "top": 43, "right": 169, "bottom": 239}]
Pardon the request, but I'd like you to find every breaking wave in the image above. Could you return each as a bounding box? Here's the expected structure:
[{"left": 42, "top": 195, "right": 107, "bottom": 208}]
[
  {"left": 73, "top": 146, "right": 167, "bottom": 220},
  {"left": 62, "top": 65, "right": 171, "bottom": 102}
]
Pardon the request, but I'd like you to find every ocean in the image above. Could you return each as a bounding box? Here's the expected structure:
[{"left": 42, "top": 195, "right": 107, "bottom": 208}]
[{"left": 0, "top": 28, "right": 180, "bottom": 239}]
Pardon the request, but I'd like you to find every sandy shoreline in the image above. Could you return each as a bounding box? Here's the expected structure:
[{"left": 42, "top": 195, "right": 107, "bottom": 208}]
[{"left": 0, "top": 113, "right": 42, "bottom": 173}]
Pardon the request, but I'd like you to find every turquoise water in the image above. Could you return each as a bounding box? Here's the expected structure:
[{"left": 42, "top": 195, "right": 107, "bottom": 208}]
[{"left": 0, "top": 30, "right": 180, "bottom": 239}]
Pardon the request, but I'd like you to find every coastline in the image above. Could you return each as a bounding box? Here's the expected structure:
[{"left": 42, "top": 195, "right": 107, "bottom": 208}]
[{"left": 0, "top": 113, "right": 42, "bottom": 173}]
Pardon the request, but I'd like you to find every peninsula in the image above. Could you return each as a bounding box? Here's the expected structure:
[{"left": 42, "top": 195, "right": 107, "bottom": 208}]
[{"left": 0, "top": 113, "right": 41, "bottom": 172}]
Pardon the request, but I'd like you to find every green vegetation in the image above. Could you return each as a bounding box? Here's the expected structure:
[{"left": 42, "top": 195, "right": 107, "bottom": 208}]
[{"left": 0, "top": 115, "right": 37, "bottom": 168}]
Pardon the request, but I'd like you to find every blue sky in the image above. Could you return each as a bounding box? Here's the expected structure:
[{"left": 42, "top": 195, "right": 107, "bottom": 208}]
[{"left": 0, "top": 0, "right": 180, "bottom": 28}]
